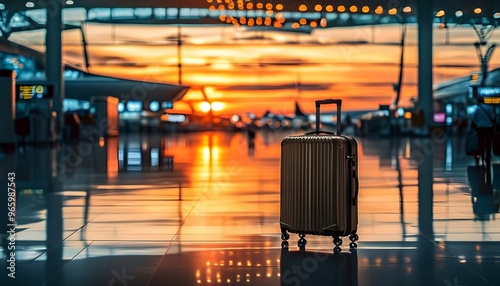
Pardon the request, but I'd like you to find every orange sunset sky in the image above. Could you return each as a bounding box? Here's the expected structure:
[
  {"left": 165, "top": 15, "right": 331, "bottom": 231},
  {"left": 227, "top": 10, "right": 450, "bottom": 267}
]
[{"left": 10, "top": 23, "right": 500, "bottom": 116}]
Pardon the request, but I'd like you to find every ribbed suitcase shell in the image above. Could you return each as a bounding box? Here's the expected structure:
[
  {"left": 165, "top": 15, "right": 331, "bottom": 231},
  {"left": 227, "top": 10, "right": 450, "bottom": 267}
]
[{"left": 280, "top": 134, "right": 358, "bottom": 237}]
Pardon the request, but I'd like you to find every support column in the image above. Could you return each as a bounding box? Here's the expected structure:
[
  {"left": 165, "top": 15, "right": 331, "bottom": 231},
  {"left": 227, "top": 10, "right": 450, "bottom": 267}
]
[
  {"left": 417, "top": 0, "right": 434, "bottom": 134},
  {"left": 0, "top": 70, "right": 16, "bottom": 147},
  {"left": 45, "top": 0, "right": 64, "bottom": 139}
]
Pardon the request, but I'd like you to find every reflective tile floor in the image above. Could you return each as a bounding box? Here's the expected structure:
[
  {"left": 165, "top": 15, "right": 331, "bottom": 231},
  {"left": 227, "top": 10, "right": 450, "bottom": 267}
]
[{"left": 0, "top": 131, "right": 499, "bottom": 286}]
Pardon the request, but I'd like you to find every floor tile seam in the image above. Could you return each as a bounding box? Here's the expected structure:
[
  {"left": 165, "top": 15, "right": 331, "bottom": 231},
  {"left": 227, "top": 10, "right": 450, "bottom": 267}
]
[
  {"left": 145, "top": 243, "right": 172, "bottom": 286},
  {"left": 17, "top": 227, "right": 90, "bottom": 269},
  {"left": 40, "top": 240, "right": 95, "bottom": 285},
  {"left": 61, "top": 238, "right": 176, "bottom": 242},
  {"left": 61, "top": 211, "right": 110, "bottom": 241},
  {"left": 80, "top": 208, "right": 114, "bottom": 226},
  {"left": 455, "top": 262, "right": 496, "bottom": 286},
  {"left": 20, "top": 238, "right": 93, "bottom": 274},
  {"left": 170, "top": 198, "right": 200, "bottom": 242},
  {"left": 408, "top": 227, "right": 492, "bottom": 271}
]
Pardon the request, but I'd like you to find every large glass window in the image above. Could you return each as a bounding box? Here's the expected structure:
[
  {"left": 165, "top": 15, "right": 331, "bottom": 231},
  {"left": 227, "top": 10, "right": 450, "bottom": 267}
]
[{"left": 0, "top": 52, "right": 40, "bottom": 79}]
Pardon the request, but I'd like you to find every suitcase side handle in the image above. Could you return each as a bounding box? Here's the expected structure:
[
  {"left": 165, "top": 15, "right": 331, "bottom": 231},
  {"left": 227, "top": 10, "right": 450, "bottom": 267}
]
[
  {"left": 315, "top": 99, "right": 342, "bottom": 135},
  {"left": 352, "top": 169, "right": 359, "bottom": 206}
]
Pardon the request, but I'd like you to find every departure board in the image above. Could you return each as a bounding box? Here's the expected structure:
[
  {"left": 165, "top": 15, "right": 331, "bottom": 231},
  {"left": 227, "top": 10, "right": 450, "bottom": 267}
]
[
  {"left": 477, "top": 87, "right": 500, "bottom": 104},
  {"left": 470, "top": 86, "right": 500, "bottom": 104},
  {"left": 16, "top": 84, "right": 53, "bottom": 100}
]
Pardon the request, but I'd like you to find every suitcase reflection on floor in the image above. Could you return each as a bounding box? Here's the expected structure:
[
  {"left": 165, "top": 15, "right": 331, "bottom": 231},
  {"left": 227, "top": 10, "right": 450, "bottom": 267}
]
[
  {"left": 467, "top": 164, "right": 500, "bottom": 221},
  {"left": 280, "top": 249, "right": 358, "bottom": 286}
]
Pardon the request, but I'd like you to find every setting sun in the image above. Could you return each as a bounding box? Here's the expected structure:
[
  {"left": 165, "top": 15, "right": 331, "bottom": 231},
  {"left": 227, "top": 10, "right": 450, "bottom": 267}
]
[
  {"left": 200, "top": 101, "right": 211, "bottom": 113},
  {"left": 211, "top": 102, "right": 225, "bottom": 112}
]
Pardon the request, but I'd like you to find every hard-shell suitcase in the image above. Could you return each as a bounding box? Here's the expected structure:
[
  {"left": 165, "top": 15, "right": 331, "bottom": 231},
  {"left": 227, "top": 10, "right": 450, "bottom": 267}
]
[{"left": 280, "top": 99, "right": 359, "bottom": 252}]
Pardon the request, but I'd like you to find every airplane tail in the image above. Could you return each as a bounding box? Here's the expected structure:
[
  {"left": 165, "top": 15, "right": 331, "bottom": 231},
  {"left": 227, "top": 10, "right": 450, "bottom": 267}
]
[{"left": 294, "top": 101, "right": 307, "bottom": 117}]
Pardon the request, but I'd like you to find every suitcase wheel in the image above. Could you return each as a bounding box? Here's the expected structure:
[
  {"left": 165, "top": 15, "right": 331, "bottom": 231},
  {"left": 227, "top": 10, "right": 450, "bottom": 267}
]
[
  {"left": 298, "top": 234, "right": 307, "bottom": 248},
  {"left": 349, "top": 242, "right": 358, "bottom": 249},
  {"left": 281, "top": 232, "right": 290, "bottom": 241},
  {"left": 333, "top": 236, "right": 342, "bottom": 246},
  {"left": 333, "top": 246, "right": 342, "bottom": 254},
  {"left": 349, "top": 233, "right": 359, "bottom": 242},
  {"left": 281, "top": 241, "right": 289, "bottom": 249},
  {"left": 298, "top": 239, "right": 307, "bottom": 248}
]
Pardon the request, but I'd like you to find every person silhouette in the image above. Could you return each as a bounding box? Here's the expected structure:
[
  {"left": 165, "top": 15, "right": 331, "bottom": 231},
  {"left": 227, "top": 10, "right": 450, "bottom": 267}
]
[{"left": 471, "top": 102, "right": 495, "bottom": 165}]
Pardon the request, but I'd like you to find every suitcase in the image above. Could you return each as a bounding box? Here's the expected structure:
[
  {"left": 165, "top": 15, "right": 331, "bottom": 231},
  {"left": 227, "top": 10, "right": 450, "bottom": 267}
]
[{"left": 280, "top": 99, "right": 359, "bottom": 252}]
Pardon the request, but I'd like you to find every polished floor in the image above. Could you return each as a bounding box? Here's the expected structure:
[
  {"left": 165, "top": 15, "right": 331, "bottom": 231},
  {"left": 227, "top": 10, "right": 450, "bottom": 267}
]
[{"left": 1, "top": 130, "right": 499, "bottom": 286}]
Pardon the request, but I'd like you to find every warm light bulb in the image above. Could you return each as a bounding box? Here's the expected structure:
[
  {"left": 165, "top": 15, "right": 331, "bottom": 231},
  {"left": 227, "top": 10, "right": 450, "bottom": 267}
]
[
  {"left": 200, "top": 102, "right": 211, "bottom": 113},
  {"left": 320, "top": 18, "right": 327, "bottom": 27}
]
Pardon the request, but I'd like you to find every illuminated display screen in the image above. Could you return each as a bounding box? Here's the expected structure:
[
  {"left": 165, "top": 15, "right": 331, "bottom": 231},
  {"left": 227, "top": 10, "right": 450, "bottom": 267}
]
[
  {"left": 433, "top": 113, "right": 446, "bottom": 123},
  {"left": 162, "top": 101, "right": 173, "bottom": 109},
  {"left": 126, "top": 101, "right": 142, "bottom": 112},
  {"left": 149, "top": 101, "right": 160, "bottom": 112},
  {"left": 472, "top": 86, "right": 500, "bottom": 104},
  {"left": 162, "top": 114, "right": 186, "bottom": 123},
  {"left": 16, "top": 84, "right": 53, "bottom": 100},
  {"left": 117, "top": 102, "right": 125, "bottom": 113}
]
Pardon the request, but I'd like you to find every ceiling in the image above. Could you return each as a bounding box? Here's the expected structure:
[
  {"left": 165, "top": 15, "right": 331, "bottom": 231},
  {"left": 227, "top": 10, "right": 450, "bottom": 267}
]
[
  {"left": 0, "top": 1, "right": 497, "bottom": 11},
  {"left": 0, "top": 0, "right": 499, "bottom": 18},
  {"left": 0, "top": 0, "right": 498, "bottom": 37}
]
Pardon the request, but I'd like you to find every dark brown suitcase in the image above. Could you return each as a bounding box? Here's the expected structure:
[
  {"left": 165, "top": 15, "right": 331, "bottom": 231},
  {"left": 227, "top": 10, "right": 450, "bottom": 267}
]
[{"left": 280, "top": 99, "right": 359, "bottom": 252}]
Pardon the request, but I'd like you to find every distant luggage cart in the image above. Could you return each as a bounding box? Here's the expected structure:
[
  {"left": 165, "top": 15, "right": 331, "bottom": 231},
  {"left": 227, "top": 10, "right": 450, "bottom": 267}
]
[{"left": 280, "top": 99, "right": 359, "bottom": 253}]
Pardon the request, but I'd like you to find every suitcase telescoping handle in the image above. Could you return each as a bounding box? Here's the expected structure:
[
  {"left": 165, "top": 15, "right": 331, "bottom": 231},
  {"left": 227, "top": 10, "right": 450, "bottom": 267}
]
[{"left": 315, "top": 99, "right": 342, "bottom": 136}]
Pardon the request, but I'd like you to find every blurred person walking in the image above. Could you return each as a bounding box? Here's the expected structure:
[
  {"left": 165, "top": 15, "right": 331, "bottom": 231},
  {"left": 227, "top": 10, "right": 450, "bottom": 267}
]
[{"left": 471, "top": 102, "right": 496, "bottom": 165}]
